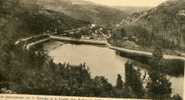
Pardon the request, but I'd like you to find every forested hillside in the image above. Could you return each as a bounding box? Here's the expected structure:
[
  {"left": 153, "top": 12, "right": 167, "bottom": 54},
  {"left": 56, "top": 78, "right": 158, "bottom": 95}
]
[
  {"left": 27, "top": 0, "right": 127, "bottom": 27},
  {"left": 0, "top": 0, "right": 89, "bottom": 94},
  {"left": 113, "top": 0, "right": 185, "bottom": 52},
  {"left": 0, "top": 0, "right": 89, "bottom": 44}
]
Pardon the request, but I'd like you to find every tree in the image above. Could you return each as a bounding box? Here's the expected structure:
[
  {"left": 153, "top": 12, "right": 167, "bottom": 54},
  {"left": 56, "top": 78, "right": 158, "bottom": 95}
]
[
  {"left": 116, "top": 74, "right": 123, "bottom": 89},
  {"left": 112, "top": 28, "right": 127, "bottom": 39},
  {"left": 93, "top": 76, "right": 113, "bottom": 97},
  {"left": 120, "top": 28, "right": 126, "bottom": 37},
  {"left": 146, "top": 47, "right": 172, "bottom": 99},
  {"left": 125, "top": 25, "right": 150, "bottom": 46},
  {"left": 146, "top": 70, "right": 172, "bottom": 99},
  {"left": 172, "top": 94, "right": 183, "bottom": 100},
  {"left": 152, "top": 47, "right": 163, "bottom": 60},
  {"left": 149, "top": 46, "right": 164, "bottom": 72},
  {"left": 73, "top": 33, "right": 82, "bottom": 39},
  {"left": 125, "top": 60, "right": 145, "bottom": 98}
]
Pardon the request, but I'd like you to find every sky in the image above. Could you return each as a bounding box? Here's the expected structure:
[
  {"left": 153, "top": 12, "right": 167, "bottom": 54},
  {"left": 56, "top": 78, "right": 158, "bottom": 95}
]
[{"left": 85, "top": 0, "right": 168, "bottom": 7}]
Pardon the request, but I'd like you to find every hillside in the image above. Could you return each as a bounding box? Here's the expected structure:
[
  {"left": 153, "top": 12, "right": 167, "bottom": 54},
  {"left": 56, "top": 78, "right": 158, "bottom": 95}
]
[
  {"left": 27, "top": 0, "right": 127, "bottom": 27},
  {"left": 116, "top": 0, "right": 185, "bottom": 51},
  {"left": 0, "top": 0, "right": 89, "bottom": 43},
  {"left": 113, "top": 6, "right": 151, "bottom": 15}
]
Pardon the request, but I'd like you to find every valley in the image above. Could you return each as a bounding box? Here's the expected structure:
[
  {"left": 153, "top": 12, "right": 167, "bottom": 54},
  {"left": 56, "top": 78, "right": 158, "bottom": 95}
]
[{"left": 0, "top": 0, "right": 184, "bottom": 99}]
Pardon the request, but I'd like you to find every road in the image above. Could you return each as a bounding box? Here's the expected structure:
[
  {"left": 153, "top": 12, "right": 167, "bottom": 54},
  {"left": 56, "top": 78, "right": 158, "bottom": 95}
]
[
  {"left": 15, "top": 35, "right": 185, "bottom": 61},
  {"left": 109, "top": 46, "right": 185, "bottom": 61},
  {"left": 26, "top": 38, "right": 50, "bottom": 50},
  {"left": 50, "top": 36, "right": 108, "bottom": 46}
]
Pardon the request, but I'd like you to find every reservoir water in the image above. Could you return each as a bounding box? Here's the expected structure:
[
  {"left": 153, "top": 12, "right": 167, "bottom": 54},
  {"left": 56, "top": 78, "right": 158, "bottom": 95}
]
[{"left": 43, "top": 41, "right": 184, "bottom": 97}]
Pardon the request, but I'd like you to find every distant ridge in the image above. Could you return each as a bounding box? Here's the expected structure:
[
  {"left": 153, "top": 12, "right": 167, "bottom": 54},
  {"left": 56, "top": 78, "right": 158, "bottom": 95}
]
[{"left": 24, "top": 0, "right": 128, "bottom": 26}]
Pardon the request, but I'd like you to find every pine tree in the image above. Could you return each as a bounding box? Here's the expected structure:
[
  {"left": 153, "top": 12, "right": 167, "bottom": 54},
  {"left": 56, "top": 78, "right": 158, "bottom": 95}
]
[
  {"left": 125, "top": 60, "right": 145, "bottom": 98},
  {"left": 146, "top": 47, "right": 172, "bottom": 99},
  {"left": 116, "top": 74, "right": 123, "bottom": 89}
]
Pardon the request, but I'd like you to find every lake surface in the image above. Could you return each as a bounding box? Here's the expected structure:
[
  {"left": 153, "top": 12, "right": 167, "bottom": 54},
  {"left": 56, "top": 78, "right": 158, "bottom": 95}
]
[
  {"left": 43, "top": 41, "right": 184, "bottom": 97},
  {"left": 168, "top": 76, "right": 184, "bottom": 97},
  {"left": 44, "top": 41, "right": 127, "bottom": 85}
]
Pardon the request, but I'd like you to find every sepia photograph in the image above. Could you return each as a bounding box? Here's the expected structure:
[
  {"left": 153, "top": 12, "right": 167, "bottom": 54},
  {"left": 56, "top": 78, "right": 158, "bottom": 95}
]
[{"left": 0, "top": 0, "right": 184, "bottom": 100}]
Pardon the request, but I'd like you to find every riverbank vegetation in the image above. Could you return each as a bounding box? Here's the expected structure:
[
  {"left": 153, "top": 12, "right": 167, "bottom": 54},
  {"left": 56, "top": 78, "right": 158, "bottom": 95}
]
[
  {"left": 124, "top": 60, "right": 183, "bottom": 100},
  {"left": 0, "top": 43, "right": 182, "bottom": 99}
]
